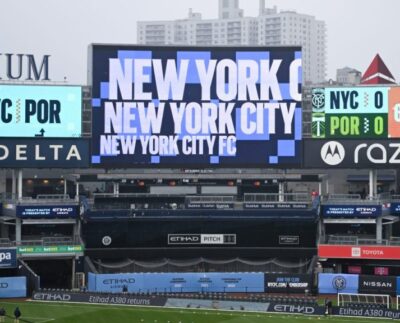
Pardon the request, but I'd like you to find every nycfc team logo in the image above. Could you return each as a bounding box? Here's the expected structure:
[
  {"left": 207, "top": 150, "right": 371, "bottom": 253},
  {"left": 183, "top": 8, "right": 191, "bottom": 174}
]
[
  {"left": 312, "top": 89, "right": 325, "bottom": 111},
  {"left": 321, "top": 141, "right": 345, "bottom": 166},
  {"left": 332, "top": 276, "right": 347, "bottom": 291}
]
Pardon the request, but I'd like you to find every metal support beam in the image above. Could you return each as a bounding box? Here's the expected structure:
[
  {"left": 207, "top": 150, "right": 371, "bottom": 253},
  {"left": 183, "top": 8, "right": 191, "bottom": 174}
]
[
  {"left": 113, "top": 182, "right": 119, "bottom": 196},
  {"left": 11, "top": 169, "right": 16, "bottom": 199},
  {"left": 71, "top": 258, "right": 76, "bottom": 289},
  {"left": 15, "top": 218, "right": 21, "bottom": 244},
  {"left": 17, "top": 169, "right": 23, "bottom": 200},
  {"left": 376, "top": 216, "right": 383, "bottom": 244},
  {"left": 278, "top": 182, "right": 284, "bottom": 202},
  {"left": 64, "top": 180, "right": 67, "bottom": 196},
  {"left": 75, "top": 182, "right": 79, "bottom": 202},
  {"left": 369, "top": 170, "right": 375, "bottom": 199}
]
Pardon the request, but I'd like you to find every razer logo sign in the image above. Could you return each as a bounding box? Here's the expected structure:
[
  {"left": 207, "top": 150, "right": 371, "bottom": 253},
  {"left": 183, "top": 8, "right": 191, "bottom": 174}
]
[
  {"left": 332, "top": 276, "right": 347, "bottom": 290},
  {"left": 321, "top": 141, "right": 345, "bottom": 165}
]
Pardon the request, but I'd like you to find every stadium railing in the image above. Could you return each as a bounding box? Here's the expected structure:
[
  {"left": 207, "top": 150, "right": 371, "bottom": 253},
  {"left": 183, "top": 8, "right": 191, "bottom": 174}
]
[{"left": 325, "top": 234, "right": 400, "bottom": 246}]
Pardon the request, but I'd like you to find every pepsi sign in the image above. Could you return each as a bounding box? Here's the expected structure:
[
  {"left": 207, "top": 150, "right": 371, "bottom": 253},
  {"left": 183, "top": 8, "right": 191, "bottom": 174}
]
[{"left": 0, "top": 248, "right": 17, "bottom": 268}]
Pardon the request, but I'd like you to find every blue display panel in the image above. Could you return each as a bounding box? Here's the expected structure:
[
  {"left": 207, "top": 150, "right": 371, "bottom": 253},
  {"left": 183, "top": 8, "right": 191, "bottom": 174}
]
[
  {"left": 322, "top": 205, "right": 381, "bottom": 218},
  {"left": 0, "top": 85, "right": 81, "bottom": 137},
  {"left": 16, "top": 205, "right": 77, "bottom": 218},
  {"left": 0, "top": 277, "right": 26, "bottom": 298},
  {"left": 318, "top": 273, "right": 359, "bottom": 294},
  {"left": 88, "top": 272, "right": 264, "bottom": 293},
  {"left": 90, "top": 45, "right": 302, "bottom": 168}
]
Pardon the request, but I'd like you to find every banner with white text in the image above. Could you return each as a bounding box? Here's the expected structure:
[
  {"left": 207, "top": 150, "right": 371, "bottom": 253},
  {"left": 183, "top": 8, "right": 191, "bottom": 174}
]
[{"left": 90, "top": 45, "right": 302, "bottom": 167}]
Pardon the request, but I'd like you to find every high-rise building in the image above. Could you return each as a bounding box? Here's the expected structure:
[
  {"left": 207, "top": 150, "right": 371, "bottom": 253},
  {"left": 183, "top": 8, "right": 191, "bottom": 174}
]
[
  {"left": 137, "top": 0, "right": 326, "bottom": 83},
  {"left": 336, "top": 67, "right": 361, "bottom": 85}
]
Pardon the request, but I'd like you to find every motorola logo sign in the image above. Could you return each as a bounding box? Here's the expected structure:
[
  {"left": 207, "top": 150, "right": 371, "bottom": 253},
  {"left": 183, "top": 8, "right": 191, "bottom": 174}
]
[
  {"left": 0, "top": 283, "right": 8, "bottom": 288},
  {"left": 321, "top": 141, "right": 345, "bottom": 166}
]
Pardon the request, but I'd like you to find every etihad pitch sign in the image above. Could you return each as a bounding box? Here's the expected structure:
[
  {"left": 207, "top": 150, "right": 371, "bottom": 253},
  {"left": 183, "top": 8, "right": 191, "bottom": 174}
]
[
  {"left": 0, "top": 138, "right": 89, "bottom": 168},
  {"left": 0, "top": 85, "right": 82, "bottom": 137},
  {"left": 312, "top": 86, "right": 400, "bottom": 139},
  {"left": 167, "top": 234, "right": 236, "bottom": 245},
  {"left": 89, "top": 45, "right": 302, "bottom": 168},
  {"left": 303, "top": 139, "right": 400, "bottom": 168}
]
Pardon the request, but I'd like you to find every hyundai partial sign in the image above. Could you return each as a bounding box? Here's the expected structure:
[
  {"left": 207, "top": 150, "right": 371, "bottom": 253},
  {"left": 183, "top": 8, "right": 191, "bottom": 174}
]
[{"left": 304, "top": 139, "right": 400, "bottom": 168}]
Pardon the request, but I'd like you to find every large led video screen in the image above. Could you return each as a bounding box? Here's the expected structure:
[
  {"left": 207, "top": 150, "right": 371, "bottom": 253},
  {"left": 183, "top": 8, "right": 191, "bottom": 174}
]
[
  {"left": 0, "top": 85, "right": 82, "bottom": 137},
  {"left": 90, "top": 45, "right": 302, "bottom": 167}
]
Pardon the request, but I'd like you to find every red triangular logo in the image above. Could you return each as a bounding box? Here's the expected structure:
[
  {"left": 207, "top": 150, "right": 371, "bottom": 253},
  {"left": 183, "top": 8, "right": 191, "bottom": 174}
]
[{"left": 361, "top": 54, "right": 396, "bottom": 84}]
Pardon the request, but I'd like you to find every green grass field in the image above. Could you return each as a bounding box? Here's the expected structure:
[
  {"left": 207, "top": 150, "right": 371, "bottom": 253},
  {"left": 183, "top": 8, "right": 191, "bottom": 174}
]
[{"left": 0, "top": 301, "right": 395, "bottom": 323}]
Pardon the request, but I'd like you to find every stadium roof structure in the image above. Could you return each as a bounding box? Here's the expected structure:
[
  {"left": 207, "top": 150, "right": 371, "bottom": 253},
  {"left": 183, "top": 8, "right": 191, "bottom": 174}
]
[{"left": 361, "top": 54, "right": 396, "bottom": 84}]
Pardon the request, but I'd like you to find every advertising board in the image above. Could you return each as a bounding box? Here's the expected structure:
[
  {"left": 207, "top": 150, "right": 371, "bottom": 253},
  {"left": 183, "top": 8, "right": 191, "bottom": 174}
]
[
  {"left": 303, "top": 139, "right": 400, "bottom": 168},
  {"left": 264, "top": 274, "right": 311, "bottom": 293},
  {"left": 88, "top": 272, "right": 264, "bottom": 293},
  {"left": 16, "top": 205, "right": 77, "bottom": 219},
  {"left": 358, "top": 275, "right": 396, "bottom": 295},
  {"left": 90, "top": 45, "right": 302, "bottom": 168},
  {"left": 312, "top": 86, "right": 400, "bottom": 139},
  {"left": 318, "top": 245, "right": 400, "bottom": 260},
  {"left": 0, "top": 248, "right": 17, "bottom": 268},
  {"left": 32, "top": 291, "right": 167, "bottom": 306},
  {"left": 0, "top": 138, "right": 90, "bottom": 168},
  {"left": 322, "top": 205, "right": 381, "bottom": 217},
  {"left": 318, "top": 273, "right": 359, "bottom": 294},
  {"left": 17, "top": 245, "right": 83, "bottom": 255},
  {"left": 0, "top": 277, "right": 26, "bottom": 298},
  {"left": 0, "top": 85, "right": 81, "bottom": 137}
]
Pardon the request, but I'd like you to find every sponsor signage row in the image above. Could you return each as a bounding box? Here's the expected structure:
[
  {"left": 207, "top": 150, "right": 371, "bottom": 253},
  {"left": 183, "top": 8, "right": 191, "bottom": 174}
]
[
  {"left": 0, "top": 138, "right": 89, "bottom": 168},
  {"left": 322, "top": 205, "right": 381, "bottom": 218},
  {"left": 168, "top": 234, "right": 236, "bottom": 245},
  {"left": 312, "top": 86, "right": 400, "bottom": 139},
  {"left": 318, "top": 244, "right": 400, "bottom": 260},
  {"left": 0, "top": 248, "right": 17, "bottom": 268},
  {"left": 17, "top": 245, "right": 83, "bottom": 255},
  {"left": 88, "top": 272, "right": 265, "bottom": 293},
  {"left": 32, "top": 291, "right": 167, "bottom": 306},
  {"left": 0, "top": 85, "right": 82, "bottom": 137},
  {"left": 16, "top": 205, "right": 77, "bottom": 218},
  {"left": 243, "top": 202, "right": 308, "bottom": 209},
  {"left": 185, "top": 202, "right": 234, "bottom": 210},
  {"left": 333, "top": 307, "right": 400, "bottom": 319},
  {"left": 90, "top": 45, "right": 302, "bottom": 168},
  {"left": 2, "top": 137, "right": 400, "bottom": 169}
]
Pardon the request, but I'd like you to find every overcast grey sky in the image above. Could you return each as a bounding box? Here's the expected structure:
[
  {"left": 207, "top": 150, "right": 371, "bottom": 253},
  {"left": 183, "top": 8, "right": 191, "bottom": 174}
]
[{"left": 1, "top": 0, "right": 398, "bottom": 84}]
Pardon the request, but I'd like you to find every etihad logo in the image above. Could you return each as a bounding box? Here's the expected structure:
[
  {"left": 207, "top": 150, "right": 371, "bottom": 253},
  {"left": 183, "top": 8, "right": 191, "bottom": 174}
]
[{"left": 321, "top": 141, "right": 345, "bottom": 166}]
